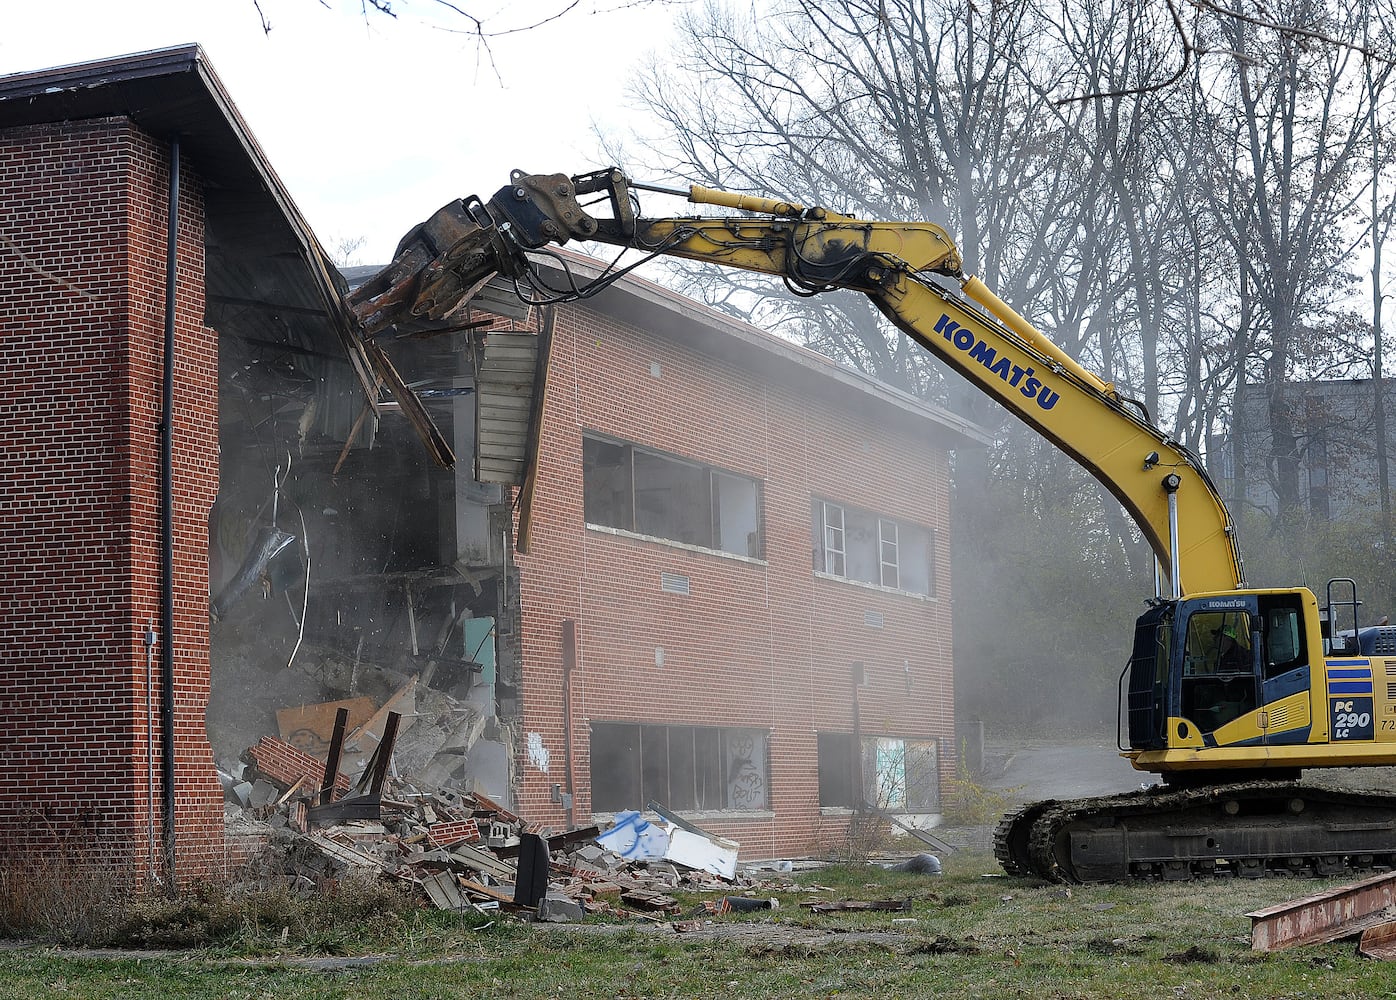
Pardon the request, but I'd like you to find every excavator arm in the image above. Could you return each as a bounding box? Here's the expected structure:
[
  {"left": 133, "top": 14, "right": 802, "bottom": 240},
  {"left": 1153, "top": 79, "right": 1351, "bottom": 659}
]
[{"left": 347, "top": 168, "right": 1245, "bottom": 596}]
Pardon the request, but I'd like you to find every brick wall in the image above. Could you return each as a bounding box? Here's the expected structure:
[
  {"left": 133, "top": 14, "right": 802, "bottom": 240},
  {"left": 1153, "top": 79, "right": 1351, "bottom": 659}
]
[
  {"left": 515, "top": 301, "right": 956, "bottom": 858},
  {"left": 0, "top": 117, "right": 223, "bottom": 884}
]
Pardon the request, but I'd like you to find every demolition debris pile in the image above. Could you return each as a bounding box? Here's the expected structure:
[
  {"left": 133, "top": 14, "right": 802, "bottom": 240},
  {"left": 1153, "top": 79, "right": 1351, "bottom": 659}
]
[{"left": 223, "top": 698, "right": 767, "bottom": 923}]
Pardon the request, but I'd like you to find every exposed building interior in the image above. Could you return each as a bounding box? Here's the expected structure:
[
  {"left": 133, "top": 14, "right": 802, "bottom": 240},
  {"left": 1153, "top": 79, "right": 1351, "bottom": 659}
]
[{"left": 206, "top": 262, "right": 539, "bottom": 803}]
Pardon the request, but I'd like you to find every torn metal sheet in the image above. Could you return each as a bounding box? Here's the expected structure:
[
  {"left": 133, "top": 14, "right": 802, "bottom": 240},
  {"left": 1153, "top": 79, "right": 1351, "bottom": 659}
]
[{"left": 664, "top": 828, "right": 738, "bottom": 880}]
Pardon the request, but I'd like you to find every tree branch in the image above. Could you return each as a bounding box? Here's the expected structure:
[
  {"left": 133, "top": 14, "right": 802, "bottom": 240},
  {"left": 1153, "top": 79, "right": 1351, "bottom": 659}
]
[{"left": 1188, "top": 0, "right": 1396, "bottom": 63}]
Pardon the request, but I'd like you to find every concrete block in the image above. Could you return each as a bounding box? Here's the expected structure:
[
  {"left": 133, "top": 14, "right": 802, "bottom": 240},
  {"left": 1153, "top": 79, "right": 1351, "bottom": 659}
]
[{"left": 538, "top": 893, "right": 585, "bottom": 922}]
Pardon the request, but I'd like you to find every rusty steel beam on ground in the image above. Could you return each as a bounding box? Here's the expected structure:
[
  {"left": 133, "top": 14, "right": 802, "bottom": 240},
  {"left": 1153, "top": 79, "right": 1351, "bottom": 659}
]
[{"left": 1248, "top": 870, "right": 1396, "bottom": 951}]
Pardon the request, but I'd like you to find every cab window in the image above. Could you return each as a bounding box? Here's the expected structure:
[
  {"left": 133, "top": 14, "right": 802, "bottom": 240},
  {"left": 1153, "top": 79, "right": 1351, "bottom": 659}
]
[
  {"left": 1183, "top": 611, "right": 1253, "bottom": 675},
  {"left": 1258, "top": 598, "right": 1307, "bottom": 680}
]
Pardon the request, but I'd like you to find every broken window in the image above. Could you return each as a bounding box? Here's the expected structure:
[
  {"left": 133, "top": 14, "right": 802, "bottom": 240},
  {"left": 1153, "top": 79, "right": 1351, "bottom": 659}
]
[
  {"left": 582, "top": 434, "right": 762, "bottom": 557},
  {"left": 589, "top": 722, "right": 769, "bottom": 813},
  {"left": 811, "top": 499, "right": 935, "bottom": 597},
  {"left": 817, "top": 732, "right": 940, "bottom": 812}
]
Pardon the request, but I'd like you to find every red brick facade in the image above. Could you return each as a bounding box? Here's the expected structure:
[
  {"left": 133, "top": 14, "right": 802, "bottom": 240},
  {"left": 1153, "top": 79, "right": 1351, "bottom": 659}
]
[
  {"left": 515, "top": 297, "right": 958, "bottom": 858},
  {"left": 0, "top": 117, "right": 223, "bottom": 883}
]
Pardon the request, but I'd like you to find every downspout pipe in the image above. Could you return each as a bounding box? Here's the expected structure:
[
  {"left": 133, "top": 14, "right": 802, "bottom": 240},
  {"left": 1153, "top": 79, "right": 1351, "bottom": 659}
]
[{"left": 158, "top": 135, "right": 180, "bottom": 893}]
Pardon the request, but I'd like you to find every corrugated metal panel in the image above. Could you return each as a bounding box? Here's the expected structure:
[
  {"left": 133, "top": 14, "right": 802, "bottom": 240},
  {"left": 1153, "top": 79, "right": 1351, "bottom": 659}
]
[{"left": 475, "top": 332, "right": 541, "bottom": 485}]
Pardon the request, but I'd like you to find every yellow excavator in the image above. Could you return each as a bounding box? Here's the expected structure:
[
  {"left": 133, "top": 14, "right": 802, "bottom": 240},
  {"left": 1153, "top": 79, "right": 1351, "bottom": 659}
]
[{"left": 348, "top": 168, "right": 1396, "bottom": 882}]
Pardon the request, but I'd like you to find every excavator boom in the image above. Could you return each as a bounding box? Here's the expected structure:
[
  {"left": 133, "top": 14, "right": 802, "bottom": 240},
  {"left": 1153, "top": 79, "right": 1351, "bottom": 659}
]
[{"left": 347, "top": 168, "right": 1244, "bottom": 595}]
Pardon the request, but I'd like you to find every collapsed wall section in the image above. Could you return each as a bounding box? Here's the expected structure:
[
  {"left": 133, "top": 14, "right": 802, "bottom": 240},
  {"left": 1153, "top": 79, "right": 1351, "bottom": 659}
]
[{"left": 0, "top": 117, "right": 223, "bottom": 882}]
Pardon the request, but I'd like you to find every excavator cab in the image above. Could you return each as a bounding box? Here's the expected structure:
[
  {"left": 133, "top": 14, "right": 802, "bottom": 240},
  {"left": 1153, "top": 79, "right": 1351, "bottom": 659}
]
[{"left": 1124, "top": 590, "right": 1319, "bottom": 763}]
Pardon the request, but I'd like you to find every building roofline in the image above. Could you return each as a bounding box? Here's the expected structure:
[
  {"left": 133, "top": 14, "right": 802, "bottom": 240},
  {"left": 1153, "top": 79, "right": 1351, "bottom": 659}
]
[
  {"left": 0, "top": 45, "right": 378, "bottom": 400},
  {"left": 531, "top": 250, "right": 992, "bottom": 448}
]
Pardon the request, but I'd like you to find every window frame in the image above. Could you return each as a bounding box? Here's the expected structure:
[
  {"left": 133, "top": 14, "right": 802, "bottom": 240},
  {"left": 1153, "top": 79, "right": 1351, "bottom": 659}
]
[
  {"left": 812, "top": 498, "right": 935, "bottom": 598},
  {"left": 822, "top": 501, "right": 846, "bottom": 576},
  {"left": 582, "top": 433, "right": 764, "bottom": 558},
  {"left": 878, "top": 518, "right": 900, "bottom": 590}
]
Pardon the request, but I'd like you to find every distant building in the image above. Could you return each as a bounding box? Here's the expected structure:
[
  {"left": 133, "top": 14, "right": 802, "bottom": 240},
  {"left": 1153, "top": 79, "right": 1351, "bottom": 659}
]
[{"left": 1215, "top": 379, "right": 1394, "bottom": 521}]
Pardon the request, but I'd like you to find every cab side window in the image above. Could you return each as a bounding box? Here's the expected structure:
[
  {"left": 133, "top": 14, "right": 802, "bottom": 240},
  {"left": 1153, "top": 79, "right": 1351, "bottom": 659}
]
[{"left": 1260, "top": 601, "right": 1306, "bottom": 680}]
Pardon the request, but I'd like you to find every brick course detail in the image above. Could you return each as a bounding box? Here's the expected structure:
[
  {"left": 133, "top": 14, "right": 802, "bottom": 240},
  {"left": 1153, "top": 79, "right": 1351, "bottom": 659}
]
[
  {"left": 514, "top": 297, "right": 958, "bottom": 859},
  {"left": 0, "top": 118, "right": 224, "bottom": 884},
  {"left": 245, "top": 737, "right": 350, "bottom": 798},
  {"left": 425, "top": 819, "right": 482, "bottom": 847}
]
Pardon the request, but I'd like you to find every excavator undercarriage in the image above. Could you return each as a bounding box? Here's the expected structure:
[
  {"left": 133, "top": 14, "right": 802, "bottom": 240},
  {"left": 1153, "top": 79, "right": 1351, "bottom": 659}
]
[{"left": 995, "top": 781, "right": 1396, "bottom": 882}]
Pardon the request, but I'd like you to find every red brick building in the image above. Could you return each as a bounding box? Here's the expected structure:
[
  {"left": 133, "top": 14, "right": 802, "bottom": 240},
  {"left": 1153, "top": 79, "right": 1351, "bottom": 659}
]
[
  {"left": 0, "top": 46, "right": 984, "bottom": 878},
  {"left": 0, "top": 47, "right": 372, "bottom": 885},
  {"left": 513, "top": 258, "right": 985, "bottom": 857}
]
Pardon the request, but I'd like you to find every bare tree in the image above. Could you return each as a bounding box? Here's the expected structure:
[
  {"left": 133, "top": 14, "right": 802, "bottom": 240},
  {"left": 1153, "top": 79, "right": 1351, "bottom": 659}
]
[
  {"left": 1194, "top": 0, "right": 1395, "bottom": 525},
  {"left": 1363, "top": 2, "right": 1396, "bottom": 546},
  {"left": 251, "top": 0, "right": 673, "bottom": 72}
]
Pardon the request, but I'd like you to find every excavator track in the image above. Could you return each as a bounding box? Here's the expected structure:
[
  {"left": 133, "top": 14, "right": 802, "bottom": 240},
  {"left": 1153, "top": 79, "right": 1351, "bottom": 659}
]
[
  {"left": 993, "top": 800, "right": 1056, "bottom": 878},
  {"left": 994, "top": 782, "right": 1396, "bottom": 882}
]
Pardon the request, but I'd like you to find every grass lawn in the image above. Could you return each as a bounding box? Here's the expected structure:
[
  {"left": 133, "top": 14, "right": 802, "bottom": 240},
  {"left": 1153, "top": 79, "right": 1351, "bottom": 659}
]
[{"left": 0, "top": 849, "right": 1391, "bottom": 999}]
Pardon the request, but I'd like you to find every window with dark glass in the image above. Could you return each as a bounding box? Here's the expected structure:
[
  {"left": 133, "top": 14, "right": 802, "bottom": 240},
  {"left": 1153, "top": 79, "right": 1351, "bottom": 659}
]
[
  {"left": 590, "top": 723, "right": 769, "bottom": 813},
  {"left": 582, "top": 434, "right": 762, "bottom": 556}
]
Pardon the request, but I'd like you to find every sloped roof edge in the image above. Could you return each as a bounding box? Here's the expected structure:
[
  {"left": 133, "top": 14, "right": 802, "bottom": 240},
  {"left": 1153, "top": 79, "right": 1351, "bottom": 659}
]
[
  {"left": 0, "top": 44, "right": 379, "bottom": 402},
  {"left": 532, "top": 250, "right": 992, "bottom": 449}
]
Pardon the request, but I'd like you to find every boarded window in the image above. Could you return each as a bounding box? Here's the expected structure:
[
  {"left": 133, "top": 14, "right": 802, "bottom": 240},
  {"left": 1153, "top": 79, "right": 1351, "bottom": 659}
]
[{"left": 817, "top": 731, "right": 857, "bottom": 807}]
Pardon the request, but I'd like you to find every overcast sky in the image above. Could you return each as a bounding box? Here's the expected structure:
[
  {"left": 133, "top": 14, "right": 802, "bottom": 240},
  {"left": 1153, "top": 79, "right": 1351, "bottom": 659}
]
[{"left": 2, "top": 0, "right": 679, "bottom": 263}]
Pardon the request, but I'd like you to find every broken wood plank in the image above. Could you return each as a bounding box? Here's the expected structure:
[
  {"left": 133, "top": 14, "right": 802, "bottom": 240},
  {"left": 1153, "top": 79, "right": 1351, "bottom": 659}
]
[
  {"left": 802, "top": 898, "right": 911, "bottom": 913},
  {"left": 449, "top": 842, "right": 516, "bottom": 881},
  {"left": 458, "top": 877, "right": 519, "bottom": 907},
  {"left": 421, "top": 870, "right": 467, "bottom": 911},
  {"left": 274, "top": 775, "right": 310, "bottom": 807},
  {"left": 306, "top": 833, "right": 381, "bottom": 869},
  {"left": 277, "top": 697, "right": 377, "bottom": 756},
  {"left": 347, "top": 677, "right": 417, "bottom": 751}
]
